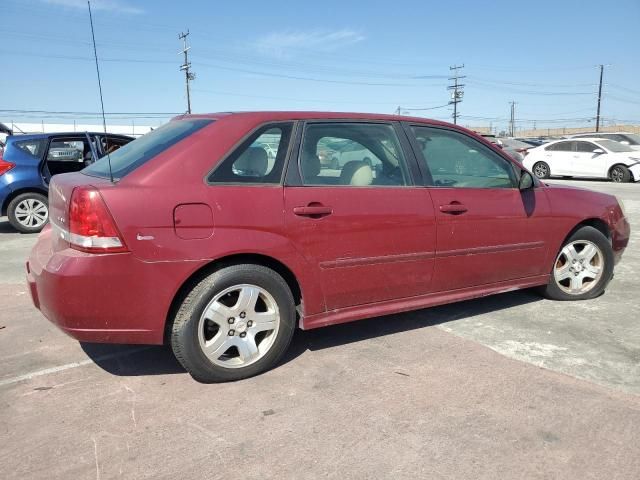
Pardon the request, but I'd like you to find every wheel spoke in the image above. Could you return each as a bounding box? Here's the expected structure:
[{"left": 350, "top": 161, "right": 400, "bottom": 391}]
[
  {"left": 580, "top": 244, "right": 598, "bottom": 262},
  {"left": 555, "top": 263, "right": 572, "bottom": 281},
  {"left": 569, "top": 275, "right": 583, "bottom": 291},
  {"left": 236, "top": 335, "right": 259, "bottom": 363},
  {"left": 235, "top": 286, "right": 259, "bottom": 314},
  {"left": 204, "top": 301, "right": 235, "bottom": 326},
  {"left": 202, "top": 332, "right": 233, "bottom": 361},
  {"left": 33, "top": 203, "right": 47, "bottom": 214},
  {"left": 251, "top": 310, "right": 277, "bottom": 332},
  {"left": 562, "top": 244, "right": 579, "bottom": 262},
  {"left": 583, "top": 264, "right": 601, "bottom": 279}
]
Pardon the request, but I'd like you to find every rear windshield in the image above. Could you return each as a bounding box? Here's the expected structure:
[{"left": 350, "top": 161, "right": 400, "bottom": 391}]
[{"left": 83, "top": 119, "right": 213, "bottom": 179}]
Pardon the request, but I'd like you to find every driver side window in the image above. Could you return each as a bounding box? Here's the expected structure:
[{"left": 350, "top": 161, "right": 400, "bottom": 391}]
[{"left": 411, "top": 126, "right": 516, "bottom": 188}]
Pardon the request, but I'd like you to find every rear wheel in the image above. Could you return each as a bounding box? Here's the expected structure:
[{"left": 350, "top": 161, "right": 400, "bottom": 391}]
[
  {"left": 540, "top": 226, "right": 613, "bottom": 301},
  {"left": 7, "top": 192, "right": 49, "bottom": 233},
  {"left": 609, "top": 164, "right": 631, "bottom": 183},
  {"left": 170, "top": 264, "right": 296, "bottom": 382},
  {"left": 532, "top": 161, "right": 550, "bottom": 179}
]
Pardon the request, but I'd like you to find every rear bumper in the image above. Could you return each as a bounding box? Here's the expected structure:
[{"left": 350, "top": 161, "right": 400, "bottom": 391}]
[{"left": 26, "top": 227, "right": 196, "bottom": 345}]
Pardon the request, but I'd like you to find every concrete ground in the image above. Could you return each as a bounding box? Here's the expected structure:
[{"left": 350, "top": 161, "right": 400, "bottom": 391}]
[{"left": 0, "top": 179, "right": 639, "bottom": 479}]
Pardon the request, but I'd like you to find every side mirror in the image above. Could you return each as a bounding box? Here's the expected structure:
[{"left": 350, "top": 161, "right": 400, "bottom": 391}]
[
  {"left": 592, "top": 148, "right": 605, "bottom": 155},
  {"left": 519, "top": 170, "right": 534, "bottom": 190}
]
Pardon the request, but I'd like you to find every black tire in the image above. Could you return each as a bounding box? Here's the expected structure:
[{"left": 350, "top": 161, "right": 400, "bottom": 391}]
[
  {"left": 7, "top": 192, "right": 49, "bottom": 233},
  {"left": 540, "top": 226, "right": 614, "bottom": 301},
  {"left": 609, "top": 164, "right": 631, "bottom": 183},
  {"left": 170, "top": 264, "right": 296, "bottom": 383},
  {"left": 532, "top": 161, "right": 550, "bottom": 179}
]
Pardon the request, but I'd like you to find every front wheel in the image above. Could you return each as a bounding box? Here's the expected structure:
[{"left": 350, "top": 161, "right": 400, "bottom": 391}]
[
  {"left": 7, "top": 192, "right": 49, "bottom": 233},
  {"left": 540, "top": 226, "right": 614, "bottom": 301},
  {"left": 170, "top": 264, "right": 296, "bottom": 382},
  {"left": 609, "top": 164, "right": 631, "bottom": 183},
  {"left": 532, "top": 161, "right": 550, "bottom": 179}
]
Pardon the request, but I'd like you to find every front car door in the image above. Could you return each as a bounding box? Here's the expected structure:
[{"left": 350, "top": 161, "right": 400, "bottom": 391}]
[
  {"left": 573, "top": 140, "right": 608, "bottom": 178},
  {"left": 284, "top": 121, "right": 436, "bottom": 311},
  {"left": 406, "top": 125, "right": 552, "bottom": 292}
]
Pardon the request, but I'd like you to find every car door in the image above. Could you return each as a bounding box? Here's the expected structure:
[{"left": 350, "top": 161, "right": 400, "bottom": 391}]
[
  {"left": 543, "top": 141, "right": 574, "bottom": 175},
  {"left": 572, "top": 141, "right": 607, "bottom": 178},
  {"left": 407, "top": 124, "right": 552, "bottom": 292},
  {"left": 283, "top": 121, "right": 436, "bottom": 311}
]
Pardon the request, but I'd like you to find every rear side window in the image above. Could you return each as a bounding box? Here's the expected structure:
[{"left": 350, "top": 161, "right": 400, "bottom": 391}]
[
  {"left": 208, "top": 123, "right": 293, "bottom": 184},
  {"left": 546, "top": 141, "right": 573, "bottom": 152},
  {"left": 12, "top": 139, "right": 47, "bottom": 159},
  {"left": 575, "top": 142, "right": 598, "bottom": 153},
  {"left": 84, "top": 119, "right": 213, "bottom": 179}
]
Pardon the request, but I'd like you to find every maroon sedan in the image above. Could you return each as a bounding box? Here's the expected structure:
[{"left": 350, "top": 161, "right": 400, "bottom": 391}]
[{"left": 27, "top": 112, "right": 630, "bottom": 382}]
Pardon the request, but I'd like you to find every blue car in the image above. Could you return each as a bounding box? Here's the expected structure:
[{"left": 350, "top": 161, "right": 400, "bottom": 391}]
[{"left": 0, "top": 131, "right": 132, "bottom": 232}]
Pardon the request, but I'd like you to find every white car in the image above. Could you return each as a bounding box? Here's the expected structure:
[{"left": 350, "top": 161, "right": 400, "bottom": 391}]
[{"left": 523, "top": 137, "right": 640, "bottom": 183}]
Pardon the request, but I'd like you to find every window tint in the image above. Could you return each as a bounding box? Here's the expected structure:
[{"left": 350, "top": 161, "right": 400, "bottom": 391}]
[
  {"left": 546, "top": 141, "right": 573, "bottom": 152},
  {"left": 575, "top": 141, "right": 598, "bottom": 153},
  {"left": 300, "top": 123, "right": 409, "bottom": 187},
  {"left": 596, "top": 139, "right": 634, "bottom": 153},
  {"left": 208, "top": 123, "right": 292, "bottom": 184},
  {"left": 411, "top": 126, "right": 516, "bottom": 188},
  {"left": 99, "top": 136, "right": 131, "bottom": 156},
  {"left": 13, "top": 139, "right": 47, "bottom": 158},
  {"left": 84, "top": 119, "right": 213, "bottom": 179}
]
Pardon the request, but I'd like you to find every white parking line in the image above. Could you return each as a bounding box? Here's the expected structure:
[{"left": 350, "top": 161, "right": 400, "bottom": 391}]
[{"left": 0, "top": 347, "right": 152, "bottom": 387}]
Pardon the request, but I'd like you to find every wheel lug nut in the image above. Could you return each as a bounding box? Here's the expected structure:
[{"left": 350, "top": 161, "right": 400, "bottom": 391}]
[
  {"left": 239, "top": 332, "right": 246, "bottom": 338},
  {"left": 247, "top": 320, "right": 253, "bottom": 327},
  {"left": 239, "top": 312, "right": 246, "bottom": 319},
  {"left": 228, "top": 329, "right": 235, "bottom": 336},
  {"left": 228, "top": 317, "right": 235, "bottom": 324}
]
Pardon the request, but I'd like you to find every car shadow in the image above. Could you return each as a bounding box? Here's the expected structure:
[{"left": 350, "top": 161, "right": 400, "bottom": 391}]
[{"left": 80, "top": 289, "right": 543, "bottom": 378}]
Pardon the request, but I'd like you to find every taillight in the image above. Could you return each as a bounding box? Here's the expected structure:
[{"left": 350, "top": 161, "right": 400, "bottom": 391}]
[
  {"left": 67, "top": 187, "right": 127, "bottom": 253},
  {"left": 516, "top": 148, "right": 530, "bottom": 157},
  {"left": 0, "top": 158, "right": 15, "bottom": 176}
]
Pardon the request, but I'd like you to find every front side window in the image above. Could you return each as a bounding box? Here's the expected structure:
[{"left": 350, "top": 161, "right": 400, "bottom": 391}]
[
  {"left": 411, "top": 126, "right": 516, "bottom": 188},
  {"left": 299, "top": 123, "right": 409, "bottom": 187},
  {"left": 208, "top": 123, "right": 293, "bottom": 184},
  {"left": 596, "top": 139, "right": 634, "bottom": 153},
  {"left": 575, "top": 141, "right": 599, "bottom": 153}
]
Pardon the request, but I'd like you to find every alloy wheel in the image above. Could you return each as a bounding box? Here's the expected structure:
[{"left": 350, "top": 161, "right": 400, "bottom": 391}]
[
  {"left": 553, "top": 240, "right": 604, "bottom": 295},
  {"left": 533, "top": 163, "right": 548, "bottom": 178},
  {"left": 197, "top": 284, "right": 280, "bottom": 368},
  {"left": 611, "top": 167, "right": 624, "bottom": 183},
  {"left": 14, "top": 199, "right": 48, "bottom": 229}
]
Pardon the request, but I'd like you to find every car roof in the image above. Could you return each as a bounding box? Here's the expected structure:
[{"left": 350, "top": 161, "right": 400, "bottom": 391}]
[
  {"left": 171, "top": 111, "right": 457, "bottom": 128},
  {"left": 572, "top": 132, "right": 633, "bottom": 136},
  {"left": 7, "top": 132, "right": 133, "bottom": 141}
]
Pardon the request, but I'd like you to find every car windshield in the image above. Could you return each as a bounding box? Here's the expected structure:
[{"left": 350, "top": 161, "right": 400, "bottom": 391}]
[
  {"left": 596, "top": 139, "right": 634, "bottom": 153},
  {"left": 623, "top": 133, "right": 640, "bottom": 145},
  {"left": 83, "top": 119, "right": 213, "bottom": 179}
]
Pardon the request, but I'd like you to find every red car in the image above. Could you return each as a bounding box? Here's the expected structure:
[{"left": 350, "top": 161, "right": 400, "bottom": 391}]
[{"left": 27, "top": 112, "right": 630, "bottom": 382}]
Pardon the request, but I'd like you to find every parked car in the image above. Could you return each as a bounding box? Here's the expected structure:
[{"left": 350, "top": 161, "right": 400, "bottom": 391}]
[
  {"left": 0, "top": 131, "right": 132, "bottom": 232},
  {"left": 516, "top": 137, "right": 547, "bottom": 147},
  {"left": 570, "top": 132, "right": 640, "bottom": 150},
  {"left": 523, "top": 137, "right": 640, "bottom": 182},
  {"left": 495, "top": 138, "right": 532, "bottom": 162},
  {"left": 27, "top": 112, "right": 629, "bottom": 383}
]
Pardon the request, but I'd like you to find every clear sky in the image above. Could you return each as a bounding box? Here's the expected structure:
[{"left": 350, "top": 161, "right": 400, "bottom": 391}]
[{"left": 2, "top": 0, "right": 639, "bottom": 133}]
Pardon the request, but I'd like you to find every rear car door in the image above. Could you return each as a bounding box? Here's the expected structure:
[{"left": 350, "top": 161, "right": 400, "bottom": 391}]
[
  {"left": 284, "top": 121, "right": 436, "bottom": 311},
  {"left": 407, "top": 125, "right": 551, "bottom": 292},
  {"left": 544, "top": 141, "right": 574, "bottom": 175}
]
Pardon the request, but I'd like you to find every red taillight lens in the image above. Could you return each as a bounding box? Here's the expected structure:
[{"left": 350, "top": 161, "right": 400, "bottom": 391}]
[
  {"left": 68, "top": 187, "right": 127, "bottom": 253},
  {"left": 0, "top": 158, "right": 15, "bottom": 176}
]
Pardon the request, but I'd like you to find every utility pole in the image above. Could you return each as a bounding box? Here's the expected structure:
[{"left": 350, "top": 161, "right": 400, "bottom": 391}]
[
  {"left": 595, "top": 64, "right": 604, "bottom": 133},
  {"left": 509, "top": 101, "right": 516, "bottom": 137},
  {"left": 395, "top": 106, "right": 401, "bottom": 115},
  {"left": 178, "top": 30, "right": 195, "bottom": 114},
  {"left": 448, "top": 64, "right": 465, "bottom": 124}
]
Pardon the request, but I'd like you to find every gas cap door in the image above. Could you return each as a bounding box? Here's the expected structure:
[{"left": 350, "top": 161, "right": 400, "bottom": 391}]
[{"left": 173, "top": 203, "right": 214, "bottom": 240}]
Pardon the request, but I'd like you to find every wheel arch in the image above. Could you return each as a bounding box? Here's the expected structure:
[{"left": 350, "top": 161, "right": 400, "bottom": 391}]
[
  {"left": 1, "top": 187, "right": 48, "bottom": 216},
  {"left": 164, "top": 253, "right": 303, "bottom": 344},
  {"left": 563, "top": 218, "right": 611, "bottom": 246}
]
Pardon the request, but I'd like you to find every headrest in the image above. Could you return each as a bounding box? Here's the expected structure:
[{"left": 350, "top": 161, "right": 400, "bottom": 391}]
[
  {"left": 301, "top": 151, "right": 321, "bottom": 179},
  {"left": 340, "top": 160, "right": 373, "bottom": 186},
  {"left": 234, "top": 146, "right": 268, "bottom": 177}
]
